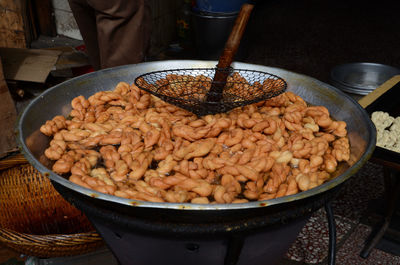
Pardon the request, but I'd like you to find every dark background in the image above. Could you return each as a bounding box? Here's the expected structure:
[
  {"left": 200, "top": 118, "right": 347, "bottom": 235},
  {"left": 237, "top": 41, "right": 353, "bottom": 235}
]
[{"left": 189, "top": 0, "right": 400, "bottom": 84}]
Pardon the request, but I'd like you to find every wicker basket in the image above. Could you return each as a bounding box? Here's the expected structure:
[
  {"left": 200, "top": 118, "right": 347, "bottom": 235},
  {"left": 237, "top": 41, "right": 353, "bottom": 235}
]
[{"left": 0, "top": 154, "right": 104, "bottom": 258}]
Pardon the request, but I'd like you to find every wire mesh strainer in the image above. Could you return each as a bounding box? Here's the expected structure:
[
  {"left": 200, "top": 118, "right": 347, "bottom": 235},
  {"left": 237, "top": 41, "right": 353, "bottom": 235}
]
[
  {"left": 135, "top": 4, "right": 287, "bottom": 116},
  {"left": 135, "top": 67, "right": 287, "bottom": 116}
]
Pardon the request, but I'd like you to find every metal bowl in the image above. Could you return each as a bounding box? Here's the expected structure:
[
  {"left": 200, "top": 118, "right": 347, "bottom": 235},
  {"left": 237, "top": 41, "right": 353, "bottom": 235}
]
[
  {"left": 16, "top": 61, "right": 376, "bottom": 265},
  {"left": 330, "top": 62, "right": 400, "bottom": 95},
  {"left": 16, "top": 60, "right": 376, "bottom": 212}
]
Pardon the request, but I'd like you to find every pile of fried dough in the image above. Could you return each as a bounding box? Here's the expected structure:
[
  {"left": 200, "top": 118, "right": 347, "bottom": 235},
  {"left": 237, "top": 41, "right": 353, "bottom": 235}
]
[{"left": 40, "top": 79, "right": 350, "bottom": 204}]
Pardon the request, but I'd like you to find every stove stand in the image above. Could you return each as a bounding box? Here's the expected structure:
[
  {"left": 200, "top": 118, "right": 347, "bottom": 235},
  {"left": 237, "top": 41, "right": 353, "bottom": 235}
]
[
  {"left": 325, "top": 201, "right": 336, "bottom": 265},
  {"left": 92, "top": 216, "right": 308, "bottom": 265},
  {"left": 52, "top": 181, "right": 341, "bottom": 265},
  {"left": 360, "top": 167, "right": 400, "bottom": 258}
]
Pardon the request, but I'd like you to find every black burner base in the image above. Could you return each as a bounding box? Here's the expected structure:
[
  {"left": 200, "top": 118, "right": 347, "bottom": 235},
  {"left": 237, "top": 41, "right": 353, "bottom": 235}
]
[
  {"left": 51, "top": 181, "right": 340, "bottom": 265},
  {"left": 94, "top": 214, "right": 308, "bottom": 265}
]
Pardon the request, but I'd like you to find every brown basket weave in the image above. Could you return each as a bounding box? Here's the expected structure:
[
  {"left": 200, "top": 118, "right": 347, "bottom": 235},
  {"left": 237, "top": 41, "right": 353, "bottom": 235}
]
[{"left": 0, "top": 154, "right": 104, "bottom": 258}]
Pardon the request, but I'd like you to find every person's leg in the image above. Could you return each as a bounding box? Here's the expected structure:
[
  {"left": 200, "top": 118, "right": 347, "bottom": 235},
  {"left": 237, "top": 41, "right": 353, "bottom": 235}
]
[
  {"left": 68, "top": 0, "right": 101, "bottom": 70},
  {"left": 89, "top": 0, "right": 151, "bottom": 69}
]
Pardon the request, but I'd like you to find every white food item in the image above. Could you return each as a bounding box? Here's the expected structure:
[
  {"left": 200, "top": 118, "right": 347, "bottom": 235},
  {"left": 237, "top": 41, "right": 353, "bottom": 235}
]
[
  {"left": 376, "top": 129, "right": 396, "bottom": 148},
  {"left": 390, "top": 117, "right": 400, "bottom": 134},
  {"left": 371, "top": 111, "right": 394, "bottom": 130},
  {"left": 371, "top": 111, "right": 400, "bottom": 153}
]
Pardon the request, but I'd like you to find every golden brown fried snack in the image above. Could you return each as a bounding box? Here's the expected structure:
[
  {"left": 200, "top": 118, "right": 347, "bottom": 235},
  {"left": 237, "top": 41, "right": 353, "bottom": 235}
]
[{"left": 40, "top": 76, "right": 350, "bottom": 204}]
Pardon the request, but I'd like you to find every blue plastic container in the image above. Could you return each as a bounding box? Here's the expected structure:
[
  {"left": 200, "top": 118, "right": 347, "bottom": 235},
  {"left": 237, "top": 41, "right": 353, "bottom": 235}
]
[{"left": 195, "top": 0, "right": 250, "bottom": 14}]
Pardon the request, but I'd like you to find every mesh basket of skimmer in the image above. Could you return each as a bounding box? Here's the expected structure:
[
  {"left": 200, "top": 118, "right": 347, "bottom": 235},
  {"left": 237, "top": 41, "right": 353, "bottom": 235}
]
[
  {"left": 134, "top": 67, "right": 287, "bottom": 116},
  {"left": 135, "top": 4, "right": 287, "bottom": 116}
]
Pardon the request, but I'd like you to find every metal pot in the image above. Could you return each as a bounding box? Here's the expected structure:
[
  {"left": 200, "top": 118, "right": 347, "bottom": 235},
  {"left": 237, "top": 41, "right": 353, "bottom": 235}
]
[
  {"left": 191, "top": 11, "right": 238, "bottom": 60},
  {"left": 330, "top": 62, "right": 400, "bottom": 96},
  {"left": 17, "top": 60, "right": 376, "bottom": 265}
]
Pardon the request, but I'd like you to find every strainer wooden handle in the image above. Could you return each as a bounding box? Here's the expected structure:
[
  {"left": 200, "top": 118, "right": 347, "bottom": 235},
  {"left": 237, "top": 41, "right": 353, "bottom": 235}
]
[
  {"left": 217, "top": 3, "right": 254, "bottom": 69},
  {"left": 207, "top": 3, "right": 254, "bottom": 102}
]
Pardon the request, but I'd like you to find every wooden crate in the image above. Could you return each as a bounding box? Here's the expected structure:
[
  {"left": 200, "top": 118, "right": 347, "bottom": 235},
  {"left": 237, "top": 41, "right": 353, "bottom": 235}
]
[
  {"left": 0, "top": 0, "right": 40, "bottom": 48},
  {"left": 0, "top": 57, "right": 17, "bottom": 158}
]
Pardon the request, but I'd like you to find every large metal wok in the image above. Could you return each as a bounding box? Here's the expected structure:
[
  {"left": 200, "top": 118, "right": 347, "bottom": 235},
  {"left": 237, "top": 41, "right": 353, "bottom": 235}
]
[{"left": 17, "top": 60, "right": 376, "bottom": 265}]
